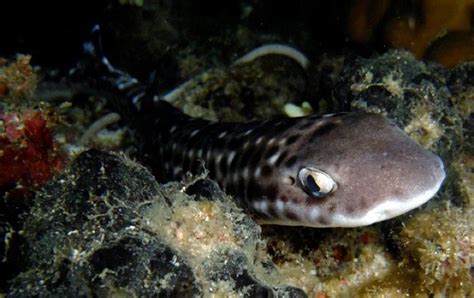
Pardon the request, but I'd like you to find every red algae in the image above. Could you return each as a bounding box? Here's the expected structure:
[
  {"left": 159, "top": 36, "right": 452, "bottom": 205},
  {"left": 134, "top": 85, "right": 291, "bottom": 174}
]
[{"left": 0, "top": 110, "right": 63, "bottom": 191}]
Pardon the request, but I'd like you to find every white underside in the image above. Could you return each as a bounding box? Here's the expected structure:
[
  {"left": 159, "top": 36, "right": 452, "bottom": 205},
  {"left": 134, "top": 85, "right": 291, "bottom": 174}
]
[
  {"left": 257, "top": 159, "right": 446, "bottom": 228},
  {"left": 331, "top": 167, "right": 446, "bottom": 228}
]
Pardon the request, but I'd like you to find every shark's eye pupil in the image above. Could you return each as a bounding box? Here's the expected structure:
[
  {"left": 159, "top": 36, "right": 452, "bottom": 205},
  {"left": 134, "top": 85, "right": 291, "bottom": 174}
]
[
  {"left": 306, "top": 175, "right": 320, "bottom": 192},
  {"left": 298, "top": 167, "right": 337, "bottom": 198}
]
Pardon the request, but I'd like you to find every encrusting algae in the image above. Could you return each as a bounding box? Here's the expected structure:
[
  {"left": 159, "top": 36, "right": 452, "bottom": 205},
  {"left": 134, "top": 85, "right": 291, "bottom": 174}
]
[
  {"left": 362, "top": 205, "right": 472, "bottom": 296},
  {"left": 0, "top": 55, "right": 37, "bottom": 101}
]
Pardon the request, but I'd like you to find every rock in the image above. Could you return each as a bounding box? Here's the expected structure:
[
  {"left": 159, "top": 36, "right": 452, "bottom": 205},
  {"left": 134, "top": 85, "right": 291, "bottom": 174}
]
[{"left": 8, "top": 149, "right": 305, "bottom": 297}]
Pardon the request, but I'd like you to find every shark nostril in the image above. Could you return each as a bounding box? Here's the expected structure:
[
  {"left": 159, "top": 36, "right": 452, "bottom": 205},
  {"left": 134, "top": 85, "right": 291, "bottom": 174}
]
[{"left": 283, "top": 176, "right": 295, "bottom": 185}]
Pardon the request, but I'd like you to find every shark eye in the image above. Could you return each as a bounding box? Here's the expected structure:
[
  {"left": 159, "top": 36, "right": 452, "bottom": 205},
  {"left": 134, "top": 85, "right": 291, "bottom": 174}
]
[{"left": 298, "top": 167, "right": 337, "bottom": 198}]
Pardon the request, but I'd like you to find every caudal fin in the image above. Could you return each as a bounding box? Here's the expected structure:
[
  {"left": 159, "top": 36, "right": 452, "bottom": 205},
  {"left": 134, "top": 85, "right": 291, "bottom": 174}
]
[{"left": 71, "top": 25, "right": 149, "bottom": 111}]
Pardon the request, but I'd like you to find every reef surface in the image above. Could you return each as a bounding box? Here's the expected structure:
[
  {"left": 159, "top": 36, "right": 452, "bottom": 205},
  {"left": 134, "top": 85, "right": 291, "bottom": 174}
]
[{"left": 1, "top": 1, "right": 473, "bottom": 296}]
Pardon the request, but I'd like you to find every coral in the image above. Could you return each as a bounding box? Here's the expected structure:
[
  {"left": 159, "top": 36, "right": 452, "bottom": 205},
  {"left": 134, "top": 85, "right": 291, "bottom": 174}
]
[
  {"left": 334, "top": 50, "right": 463, "bottom": 159},
  {"left": 262, "top": 226, "right": 398, "bottom": 295},
  {"left": 351, "top": 206, "right": 472, "bottom": 296},
  {"left": 0, "top": 55, "right": 37, "bottom": 101},
  {"left": 384, "top": 0, "right": 474, "bottom": 59},
  {"left": 450, "top": 153, "right": 474, "bottom": 207},
  {"left": 427, "top": 31, "right": 474, "bottom": 67},
  {"left": 0, "top": 110, "right": 63, "bottom": 192},
  {"left": 404, "top": 104, "right": 445, "bottom": 150},
  {"left": 448, "top": 62, "right": 474, "bottom": 121},
  {"left": 395, "top": 206, "right": 472, "bottom": 295},
  {"left": 347, "top": 0, "right": 474, "bottom": 66}
]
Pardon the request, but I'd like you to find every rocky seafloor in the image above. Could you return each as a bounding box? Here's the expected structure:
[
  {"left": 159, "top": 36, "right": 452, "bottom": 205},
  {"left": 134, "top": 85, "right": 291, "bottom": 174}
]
[{"left": 1, "top": 1, "right": 473, "bottom": 296}]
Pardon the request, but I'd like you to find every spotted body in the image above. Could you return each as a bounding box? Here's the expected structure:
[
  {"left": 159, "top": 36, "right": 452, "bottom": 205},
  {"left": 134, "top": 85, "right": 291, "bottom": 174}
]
[
  {"left": 150, "top": 108, "right": 445, "bottom": 227},
  {"left": 79, "top": 32, "right": 446, "bottom": 227}
]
